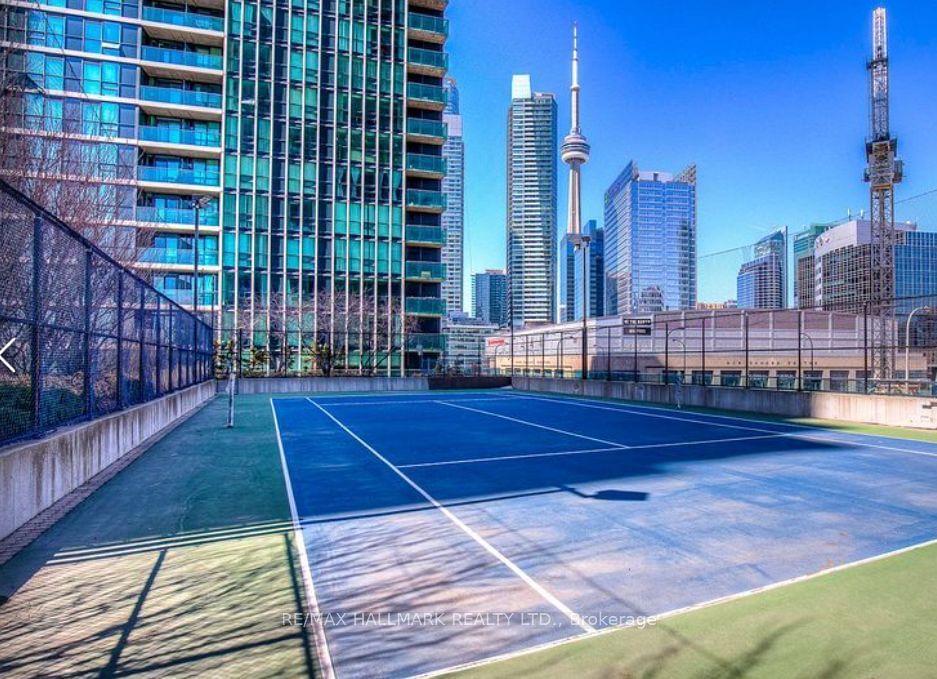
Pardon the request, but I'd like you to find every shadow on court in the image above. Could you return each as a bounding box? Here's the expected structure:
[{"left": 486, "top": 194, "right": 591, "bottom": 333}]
[{"left": 0, "top": 395, "right": 317, "bottom": 678}]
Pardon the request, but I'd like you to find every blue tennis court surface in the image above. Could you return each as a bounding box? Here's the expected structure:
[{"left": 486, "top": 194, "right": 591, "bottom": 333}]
[{"left": 271, "top": 390, "right": 937, "bottom": 679}]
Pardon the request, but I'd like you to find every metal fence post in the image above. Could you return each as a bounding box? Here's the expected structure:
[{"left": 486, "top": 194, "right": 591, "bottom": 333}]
[
  {"left": 155, "top": 297, "right": 161, "bottom": 396},
  {"left": 606, "top": 326, "right": 611, "bottom": 381},
  {"left": 138, "top": 286, "right": 145, "bottom": 399},
  {"left": 83, "top": 248, "right": 92, "bottom": 416},
  {"left": 743, "top": 311, "right": 750, "bottom": 389},
  {"left": 701, "top": 317, "right": 706, "bottom": 384},
  {"left": 863, "top": 302, "right": 870, "bottom": 393},
  {"left": 797, "top": 310, "right": 803, "bottom": 391},
  {"left": 31, "top": 216, "right": 42, "bottom": 429}
]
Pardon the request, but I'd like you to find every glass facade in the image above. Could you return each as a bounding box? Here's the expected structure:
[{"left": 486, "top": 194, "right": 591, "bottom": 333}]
[
  {"left": 2, "top": 0, "right": 448, "bottom": 374},
  {"left": 441, "top": 75, "right": 463, "bottom": 315},
  {"left": 472, "top": 269, "right": 507, "bottom": 327},
  {"left": 507, "top": 75, "right": 557, "bottom": 326},
  {"left": 736, "top": 228, "right": 786, "bottom": 309},
  {"left": 573, "top": 219, "right": 604, "bottom": 319},
  {"left": 604, "top": 161, "right": 697, "bottom": 315}
]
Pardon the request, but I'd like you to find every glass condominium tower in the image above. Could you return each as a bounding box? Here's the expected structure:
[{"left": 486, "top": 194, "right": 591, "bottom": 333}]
[
  {"left": 1, "top": 0, "right": 449, "bottom": 375},
  {"left": 441, "top": 75, "right": 463, "bottom": 315},
  {"left": 604, "top": 161, "right": 697, "bottom": 315},
  {"left": 506, "top": 74, "right": 557, "bottom": 327}
]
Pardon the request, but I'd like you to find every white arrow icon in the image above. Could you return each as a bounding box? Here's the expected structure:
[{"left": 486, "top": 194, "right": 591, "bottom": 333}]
[{"left": 0, "top": 337, "right": 15, "bottom": 373}]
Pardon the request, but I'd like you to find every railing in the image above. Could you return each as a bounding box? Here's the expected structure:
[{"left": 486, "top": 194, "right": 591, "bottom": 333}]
[
  {"left": 141, "top": 46, "right": 223, "bottom": 70},
  {"left": 407, "top": 82, "right": 446, "bottom": 106},
  {"left": 139, "top": 85, "right": 222, "bottom": 109},
  {"left": 406, "top": 189, "right": 447, "bottom": 210},
  {"left": 141, "top": 6, "right": 224, "bottom": 32},
  {"left": 405, "top": 261, "right": 446, "bottom": 281},
  {"left": 408, "top": 13, "right": 449, "bottom": 37},
  {"left": 406, "top": 153, "right": 446, "bottom": 175},
  {"left": 407, "top": 118, "right": 447, "bottom": 140},
  {"left": 135, "top": 206, "right": 219, "bottom": 226},
  {"left": 405, "top": 225, "right": 446, "bottom": 245},
  {"left": 138, "top": 126, "right": 221, "bottom": 147},
  {"left": 405, "top": 296, "right": 446, "bottom": 316},
  {"left": 138, "top": 166, "right": 220, "bottom": 186},
  {"left": 137, "top": 247, "right": 219, "bottom": 266},
  {"left": 408, "top": 47, "right": 448, "bottom": 70},
  {"left": 0, "top": 179, "right": 213, "bottom": 445},
  {"left": 407, "top": 332, "right": 446, "bottom": 352}
]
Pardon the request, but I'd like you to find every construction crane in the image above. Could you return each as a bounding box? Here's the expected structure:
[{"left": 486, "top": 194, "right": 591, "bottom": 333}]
[{"left": 864, "top": 7, "right": 903, "bottom": 381}]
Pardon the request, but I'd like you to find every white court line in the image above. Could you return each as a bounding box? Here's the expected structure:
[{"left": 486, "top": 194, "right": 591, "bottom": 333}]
[
  {"left": 397, "top": 433, "right": 788, "bottom": 469},
  {"left": 321, "top": 396, "right": 512, "bottom": 407},
  {"left": 397, "top": 445, "right": 625, "bottom": 468},
  {"left": 437, "top": 400, "right": 631, "bottom": 449},
  {"left": 305, "top": 397, "right": 596, "bottom": 634},
  {"left": 417, "top": 535, "right": 937, "bottom": 678},
  {"left": 270, "top": 400, "right": 336, "bottom": 679},
  {"left": 511, "top": 393, "right": 937, "bottom": 460}
]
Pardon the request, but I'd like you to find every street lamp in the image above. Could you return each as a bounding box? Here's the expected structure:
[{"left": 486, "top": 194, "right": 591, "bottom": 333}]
[
  {"left": 799, "top": 332, "right": 815, "bottom": 390},
  {"left": 664, "top": 324, "right": 685, "bottom": 384},
  {"left": 905, "top": 306, "right": 934, "bottom": 393}
]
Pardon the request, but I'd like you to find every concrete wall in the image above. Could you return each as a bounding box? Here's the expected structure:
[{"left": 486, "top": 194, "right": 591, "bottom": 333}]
[
  {"left": 0, "top": 381, "right": 216, "bottom": 541},
  {"left": 225, "top": 376, "right": 429, "bottom": 394},
  {"left": 512, "top": 376, "right": 937, "bottom": 430}
]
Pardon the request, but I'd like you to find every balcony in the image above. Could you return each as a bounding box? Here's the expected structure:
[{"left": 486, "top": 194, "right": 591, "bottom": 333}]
[
  {"left": 405, "top": 261, "right": 446, "bottom": 281},
  {"left": 406, "top": 189, "right": 446, "bottom": 212},
  {"left": 408, "top": 47, "right": 448, "bottom": 76},
  {"left": 406, "top": 153, "right": 446, "bottom": 178},
  {"left": 139, "top": 85, "right": 222, "bottom": 109},
  {"left": 408, "top": 0, "right": 448, "bottom": 12},
  {"left": 405, "top": 298, "right": 447, "bottom": 316},
  {"left": 407, "top": 82, "right": 446, "bottom": 111},
  {"left": 135, "top": 206, "right": 219, "bottom": 226},
  {"left": 406, "top": 118, "right": 446, "bottom": 144},
  {"left": 406, "top": 332, "right": 446, "bottom": 351},
  {"left": 138, "top": 247, "right": 219, "bottom": 266},
  {"left": 157, "top": 288, "right": 215, "bottom": 307},
  {"left": 406, "top": 225, "right": 445, "bottom": 246},
  {"left": 141, "top": 46, "right": 223, "bottom": 71},
  {"left": 138, "top": 126, "right": 221, "bottom": 148},
  {"left": 142, "top": 6, "right": 224, "bottom": 33},
  {"left": 408, "top": 13, "right": 448, "bottom": 43},
  {"left": 138, "top": 166, "right": 220, "bottom": 187}
]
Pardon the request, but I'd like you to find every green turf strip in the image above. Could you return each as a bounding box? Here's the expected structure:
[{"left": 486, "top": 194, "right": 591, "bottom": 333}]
[{"left": 445, "top": 541, "right": 937, "bottom": 679}]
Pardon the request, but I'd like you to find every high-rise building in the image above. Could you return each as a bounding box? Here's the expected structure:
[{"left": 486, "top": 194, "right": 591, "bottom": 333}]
[
  {"left": 442, "top": 312, "right": 497, "bottom": 374},
  {"left": 472, "top": 269, "right": 508, "bottom": 327},
  {"left": 507, "top": 74, "right": 557, "bottom": 327},
  {"left": 736, "top": 228, "right": 787, "bottom": 309},
  {"left": 574, "top": 219, "right": 604, "bottom": 319},
  {"left": 811, "top": 219, "right": 928, "bottom": 314},
  {"left": 792, "top": 222, "right": 837, "bottom": 309},
  {"left": 604, "top": 161, "right": 697, "bottom": 315},
  {"left": 1, "top": 0, "right": 449, "bottom": 375},
  {"left": 559, "top": 234, "right": 576, "bottom": 322},
  {"left": 442, "top": 75, "right": 464, "bottom": 315}
]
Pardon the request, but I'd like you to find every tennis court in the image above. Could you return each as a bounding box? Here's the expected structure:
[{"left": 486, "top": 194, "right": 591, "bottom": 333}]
[{"left": 270, "top": 390, "right": 937, "bottom": 679}]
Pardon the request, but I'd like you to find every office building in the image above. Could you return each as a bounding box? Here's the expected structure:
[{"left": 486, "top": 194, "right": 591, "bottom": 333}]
[
  {"left": 574, "top": 219, "right": 604, "bottom": 319},
  {"left": 736, "top": 228, "right": 787, "bottom": 309},
  {"left": 793, "top": 222, "right": 837, "bottom": 309},
  {"left": 507, "top": 74, "right": 557, "bottom": 326},
  {"left": 472, "top": 269, "right": 508, "bottom": 327},
  {"left": 559, "top": 233, "right": 576, "bottom": 321},
  {"left": 604, "top": 161, "right": 697, "bottom": 315},
  {"left": 442, "top": 75, "right": 464, "bottom": 315},
  {"left": 443, "top": 312, "right": 497, "bottom": 374},
  {"left": 1, "top": 0, "right": 449, "bottom": 374}
]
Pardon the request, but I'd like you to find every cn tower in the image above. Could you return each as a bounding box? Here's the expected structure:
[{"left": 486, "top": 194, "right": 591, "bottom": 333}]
[{"left": 561, "top": 23, "right": 590, "bottom": 237}]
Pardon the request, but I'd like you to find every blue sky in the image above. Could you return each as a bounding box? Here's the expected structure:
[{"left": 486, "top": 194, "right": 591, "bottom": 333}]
[{"left": 446, "top": 0, "right": 937, "bottom": 308}]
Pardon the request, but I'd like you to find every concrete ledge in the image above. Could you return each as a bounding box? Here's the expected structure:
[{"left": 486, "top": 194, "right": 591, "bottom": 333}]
[
  {"left": 428, "top": 376, "right": 512, "bottom": 390},
  {"left": 0, "top": 381, "right": 216, "bottom": 541},
  {"left": 224, "top": 376, "right": 429, "bottom": 394},
  {"left": 512, "top": 377, "right": 937, "bottom": 430}
]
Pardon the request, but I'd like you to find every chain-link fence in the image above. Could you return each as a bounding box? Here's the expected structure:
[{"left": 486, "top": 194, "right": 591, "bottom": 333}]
[
  {"left": 491, "top": 297, "right": 937, "bottom": 396},
  {"left": 0, "top": 180, "right": 213, "bottom": 445}
]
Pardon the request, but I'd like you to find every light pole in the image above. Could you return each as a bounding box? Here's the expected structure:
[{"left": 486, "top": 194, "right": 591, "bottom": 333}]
[
  {"left": 800, "top": 332, "right": 815, "bottom": 389},
  {"left": 905, "top": 306, "right": 934, "bottom": 393},
  {"left": 664, "top": 324, "right": 685, "bottom": 384},
  {"left": 571, "top": 233, "right": 591, "bottom": 379}
]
